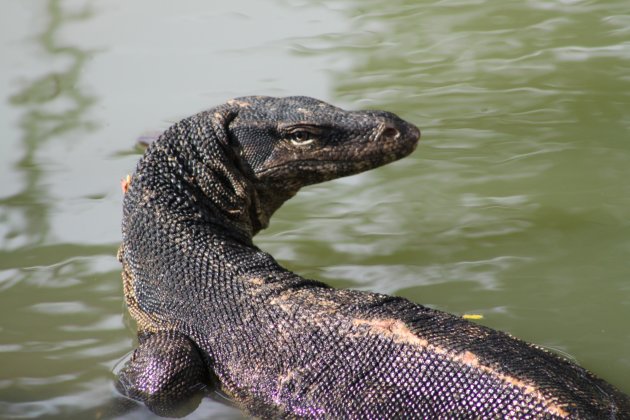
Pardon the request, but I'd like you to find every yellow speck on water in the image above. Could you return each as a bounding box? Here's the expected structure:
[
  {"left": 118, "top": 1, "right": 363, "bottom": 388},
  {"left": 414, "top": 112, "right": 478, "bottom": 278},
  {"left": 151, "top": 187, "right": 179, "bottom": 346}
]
[{"left": 462, "top": 314, "right": 484, "bottom": 320}]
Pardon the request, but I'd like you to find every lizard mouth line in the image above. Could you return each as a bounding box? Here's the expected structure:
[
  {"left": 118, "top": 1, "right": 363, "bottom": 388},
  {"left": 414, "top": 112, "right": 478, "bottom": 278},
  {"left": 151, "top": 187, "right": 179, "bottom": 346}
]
[
  {"left": 256, "top": 159, "right": 357, "bottom": 175},
  {"left": 254, "top": 156, "right": 400, "bottom": 177}
]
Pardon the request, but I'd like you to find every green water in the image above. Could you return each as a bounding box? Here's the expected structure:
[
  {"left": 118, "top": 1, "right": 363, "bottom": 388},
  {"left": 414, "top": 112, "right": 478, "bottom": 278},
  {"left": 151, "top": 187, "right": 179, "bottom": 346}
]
[{"left": 1, "top": 0, "right": 629, "bottom": 418}]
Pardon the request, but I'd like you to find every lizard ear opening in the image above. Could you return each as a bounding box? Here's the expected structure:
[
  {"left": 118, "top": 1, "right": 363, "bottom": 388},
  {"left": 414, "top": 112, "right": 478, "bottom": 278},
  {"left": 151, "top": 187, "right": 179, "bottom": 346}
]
[
  {"left": 205, "top": 106, "right": 267, "bottom": 237},
  {"left": 206, "top": 106, "right": 253, "bottom": 176},
  {"left": 209, "top": 108, "right": 238, "bottom": 150}
]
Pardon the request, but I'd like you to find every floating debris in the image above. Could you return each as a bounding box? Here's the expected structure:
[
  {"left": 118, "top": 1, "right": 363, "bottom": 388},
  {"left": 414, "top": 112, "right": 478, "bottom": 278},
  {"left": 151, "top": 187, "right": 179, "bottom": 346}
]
[{"left": 462, "top": 314, "right": 484, "bottom": 320}]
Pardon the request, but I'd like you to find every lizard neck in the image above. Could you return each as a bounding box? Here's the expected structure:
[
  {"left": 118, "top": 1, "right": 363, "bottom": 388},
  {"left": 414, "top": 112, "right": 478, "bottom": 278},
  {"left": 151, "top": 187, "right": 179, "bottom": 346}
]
[{"left": 129, "top": 113, "right": 264, "bottom": 246}]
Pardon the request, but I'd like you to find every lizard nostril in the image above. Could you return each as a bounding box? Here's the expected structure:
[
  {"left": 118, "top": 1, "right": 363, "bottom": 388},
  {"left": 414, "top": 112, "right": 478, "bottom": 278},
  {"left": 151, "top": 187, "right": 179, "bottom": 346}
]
[{"left": 380, "top": 126, "right": 400, "bottom": 141}]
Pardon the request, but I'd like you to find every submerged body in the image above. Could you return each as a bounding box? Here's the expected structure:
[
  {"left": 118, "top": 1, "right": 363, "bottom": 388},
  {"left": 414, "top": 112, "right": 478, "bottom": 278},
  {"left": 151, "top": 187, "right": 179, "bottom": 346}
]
[{"left": 118, "top": 96, "right": 630, "bottom": 418}]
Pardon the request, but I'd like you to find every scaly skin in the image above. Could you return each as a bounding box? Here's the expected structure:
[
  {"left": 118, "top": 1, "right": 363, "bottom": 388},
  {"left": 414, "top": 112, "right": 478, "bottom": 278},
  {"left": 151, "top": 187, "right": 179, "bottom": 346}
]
[{"left": 117, "top": 96, "right": 630, "bottom": 418}]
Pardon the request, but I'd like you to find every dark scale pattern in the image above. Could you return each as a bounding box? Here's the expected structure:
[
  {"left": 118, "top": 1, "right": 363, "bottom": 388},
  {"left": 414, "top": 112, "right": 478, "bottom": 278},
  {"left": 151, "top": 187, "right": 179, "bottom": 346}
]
[{"left": 118, "top": 96, "right": 630, "bottom": 418}]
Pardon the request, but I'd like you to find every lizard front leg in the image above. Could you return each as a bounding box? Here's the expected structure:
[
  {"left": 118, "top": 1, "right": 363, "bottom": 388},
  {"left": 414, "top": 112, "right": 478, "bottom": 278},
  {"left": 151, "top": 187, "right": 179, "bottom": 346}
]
[{"left": 116, "top": 330, "right": 209, "bottom": 417}]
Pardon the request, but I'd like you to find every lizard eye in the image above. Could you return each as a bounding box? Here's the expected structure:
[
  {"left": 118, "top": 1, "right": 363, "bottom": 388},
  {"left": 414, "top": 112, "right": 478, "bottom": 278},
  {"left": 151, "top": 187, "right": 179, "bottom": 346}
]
[{"left": 288, "top": 130, "right": 315, "bottom": 146}]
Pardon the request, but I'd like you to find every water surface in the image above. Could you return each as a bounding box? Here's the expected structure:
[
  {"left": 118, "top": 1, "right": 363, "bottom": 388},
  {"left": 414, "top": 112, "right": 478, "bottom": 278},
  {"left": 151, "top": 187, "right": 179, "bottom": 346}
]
[{"left": 1, "top": 0, "right": 629, "bottom": 418}]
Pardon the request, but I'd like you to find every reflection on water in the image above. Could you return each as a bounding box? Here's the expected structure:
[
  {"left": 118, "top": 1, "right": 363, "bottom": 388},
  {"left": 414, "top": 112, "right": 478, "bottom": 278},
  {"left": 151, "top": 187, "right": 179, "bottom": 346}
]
[
  {"left": 0, "top": 2, "right": 118, "bottom": 417},
  {"left": 1, "top": 0, "right": 629, "bottom": 418},
  {"left": 4, "top": 0, "right": 95, "bottom": 247}
]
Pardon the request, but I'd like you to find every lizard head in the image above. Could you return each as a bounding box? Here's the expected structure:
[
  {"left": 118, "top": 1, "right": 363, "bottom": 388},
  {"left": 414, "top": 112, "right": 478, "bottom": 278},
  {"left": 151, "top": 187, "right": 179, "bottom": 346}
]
[{"left": 221, "top": 96, "right": 420, "bottom": 233}]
